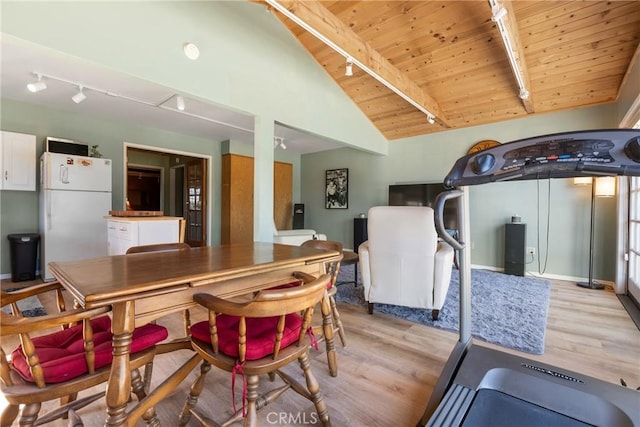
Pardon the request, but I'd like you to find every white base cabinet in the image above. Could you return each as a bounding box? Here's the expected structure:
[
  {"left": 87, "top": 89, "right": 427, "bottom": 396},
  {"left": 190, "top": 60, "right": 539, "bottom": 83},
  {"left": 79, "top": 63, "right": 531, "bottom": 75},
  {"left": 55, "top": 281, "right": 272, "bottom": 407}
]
[{"left": 107, "top": 217, "right": 181, "bottom": 255}]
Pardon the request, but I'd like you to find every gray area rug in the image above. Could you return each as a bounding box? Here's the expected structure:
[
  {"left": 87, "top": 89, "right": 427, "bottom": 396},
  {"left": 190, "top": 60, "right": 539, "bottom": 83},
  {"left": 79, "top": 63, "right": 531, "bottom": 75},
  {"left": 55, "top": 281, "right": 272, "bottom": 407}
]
[
  {"left": 2, "top": 288, "right": 47, "bottom": 317},
  {"left": 335, "top": 267, "right": 551, "bottom": 354}
]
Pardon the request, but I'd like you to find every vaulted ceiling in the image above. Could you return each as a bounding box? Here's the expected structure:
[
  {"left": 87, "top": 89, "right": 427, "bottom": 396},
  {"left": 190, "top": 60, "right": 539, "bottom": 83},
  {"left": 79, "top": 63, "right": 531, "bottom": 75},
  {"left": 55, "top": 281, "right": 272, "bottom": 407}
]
[{"left": 261, "top": 0, "right": 640, "bottom": 140}]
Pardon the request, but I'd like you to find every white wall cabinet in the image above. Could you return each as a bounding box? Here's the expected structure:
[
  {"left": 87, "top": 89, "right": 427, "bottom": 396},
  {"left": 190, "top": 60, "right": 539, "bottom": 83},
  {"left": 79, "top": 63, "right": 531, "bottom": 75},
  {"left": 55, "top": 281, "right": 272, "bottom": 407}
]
[
  {"left": 1, "top": 131, "right": 36, "bottom": 191},
  {"left": 107, "top": 217, "right": 181, "bottom": 255}
]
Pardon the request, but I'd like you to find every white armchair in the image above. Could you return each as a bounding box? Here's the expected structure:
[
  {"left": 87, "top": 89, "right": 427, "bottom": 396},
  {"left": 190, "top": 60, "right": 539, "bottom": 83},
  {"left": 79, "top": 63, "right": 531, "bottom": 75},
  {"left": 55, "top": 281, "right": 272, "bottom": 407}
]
[
  {"left": 358, "top": 206, "right": 454, "bottom": 320},
  {"left": 273, "top": 221, "right": 327, "bottom": 246}
]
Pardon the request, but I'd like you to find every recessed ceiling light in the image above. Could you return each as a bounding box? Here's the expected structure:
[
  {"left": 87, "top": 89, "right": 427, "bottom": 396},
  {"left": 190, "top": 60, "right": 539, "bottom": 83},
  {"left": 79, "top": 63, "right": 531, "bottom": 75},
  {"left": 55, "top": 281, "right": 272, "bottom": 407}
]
[{"left": 183, "top": 42, "right": 200, "bottom": 60}]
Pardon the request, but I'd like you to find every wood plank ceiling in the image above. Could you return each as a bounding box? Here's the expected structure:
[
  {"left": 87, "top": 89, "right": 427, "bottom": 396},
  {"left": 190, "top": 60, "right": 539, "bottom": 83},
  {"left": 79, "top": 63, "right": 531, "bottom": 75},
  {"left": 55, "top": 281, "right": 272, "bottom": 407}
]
[{"left": 260, "top": 1, "right": 640, "bottom": 140}]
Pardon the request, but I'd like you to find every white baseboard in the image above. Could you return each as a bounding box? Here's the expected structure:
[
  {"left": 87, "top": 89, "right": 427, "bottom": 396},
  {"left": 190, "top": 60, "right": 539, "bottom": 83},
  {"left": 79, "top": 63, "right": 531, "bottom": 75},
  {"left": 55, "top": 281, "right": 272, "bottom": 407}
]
[{"left": 469, "top": 264, "right": 614, "bottom": 289}]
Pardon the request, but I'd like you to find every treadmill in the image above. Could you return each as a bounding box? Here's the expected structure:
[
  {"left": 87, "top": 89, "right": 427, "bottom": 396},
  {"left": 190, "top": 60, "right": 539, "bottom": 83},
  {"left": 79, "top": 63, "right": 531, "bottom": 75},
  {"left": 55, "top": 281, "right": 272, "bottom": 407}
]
[{"left": 419, "top": 129, "right": 640, "bottom": 427}]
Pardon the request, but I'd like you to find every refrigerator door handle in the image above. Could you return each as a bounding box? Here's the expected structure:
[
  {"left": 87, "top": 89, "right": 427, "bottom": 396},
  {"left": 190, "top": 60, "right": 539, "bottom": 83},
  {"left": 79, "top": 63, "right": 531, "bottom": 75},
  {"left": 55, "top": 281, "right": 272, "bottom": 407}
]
[
  {"left": 59, "top": 164, "right": 70, "bottom": 184},
  {"left": 47, "top": 191, "right": 52, "bottom": 230}
]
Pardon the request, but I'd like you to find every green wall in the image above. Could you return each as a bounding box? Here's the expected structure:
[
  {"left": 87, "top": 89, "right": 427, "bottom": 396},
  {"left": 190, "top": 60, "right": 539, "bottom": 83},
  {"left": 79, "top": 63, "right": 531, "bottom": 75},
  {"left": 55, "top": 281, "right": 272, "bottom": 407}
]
[
  {"left": 0, "top": 99, "right": 222, "bottom": 274},
  {"left": 301, "top": 104, "right": 620, "bottom": 281},
  {"left": 1, "top": 1, "right": 387, "bottom": 154}
]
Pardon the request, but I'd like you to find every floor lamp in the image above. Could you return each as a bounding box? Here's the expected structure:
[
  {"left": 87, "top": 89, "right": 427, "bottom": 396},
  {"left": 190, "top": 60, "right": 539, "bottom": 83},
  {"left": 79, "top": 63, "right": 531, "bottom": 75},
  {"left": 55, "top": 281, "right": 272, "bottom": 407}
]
[{"left": 575, "top": 176, "right": 616, "bottom": 290}]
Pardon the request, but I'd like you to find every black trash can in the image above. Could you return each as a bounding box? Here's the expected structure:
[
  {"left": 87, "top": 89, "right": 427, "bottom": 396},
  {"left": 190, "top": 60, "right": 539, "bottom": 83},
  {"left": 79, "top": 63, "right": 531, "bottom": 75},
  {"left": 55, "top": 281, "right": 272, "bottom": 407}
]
[{"left": 7, "top": 233, "right": 40, "bottom": 282}]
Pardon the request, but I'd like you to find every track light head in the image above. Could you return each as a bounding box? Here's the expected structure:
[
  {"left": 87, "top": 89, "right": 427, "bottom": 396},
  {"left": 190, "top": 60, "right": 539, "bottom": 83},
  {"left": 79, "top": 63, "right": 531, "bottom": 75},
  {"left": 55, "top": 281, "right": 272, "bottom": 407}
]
[
  {"left": 27, "top": 74, "right": 47, "bottom": 93},
  {"left": 345, "top": 57, "right": 354, "bottom": 77},
  {"left": 273, "top": 136, "right": 286, "bottom": 150},
  {"left": 72, "top": 86, "right": 86, "bottom": 104},
  {"left": 176, "top": 95, "right": 185, "bottom": 111},
  {"left": 492, "top": 6, "right": 507, "bottom": 22},
  {"left": 427, "top": 114, "right": 436, "bottom": 125}
]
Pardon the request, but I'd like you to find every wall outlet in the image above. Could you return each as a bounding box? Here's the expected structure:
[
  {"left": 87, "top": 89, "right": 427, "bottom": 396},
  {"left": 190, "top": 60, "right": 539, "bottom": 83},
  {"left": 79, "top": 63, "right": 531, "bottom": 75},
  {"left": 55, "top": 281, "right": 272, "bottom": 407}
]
[{"left": 527, "top": 246, "right": 536, "bottom": 256}]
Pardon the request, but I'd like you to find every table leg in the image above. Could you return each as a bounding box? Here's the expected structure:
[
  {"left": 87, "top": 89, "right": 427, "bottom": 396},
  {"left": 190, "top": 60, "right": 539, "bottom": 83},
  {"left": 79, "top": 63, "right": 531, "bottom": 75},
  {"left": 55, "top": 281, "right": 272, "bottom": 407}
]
[
  {"left": 106, "top": 301, "right": 135, "bottom": 426},
  {"left": 320, "top": 292, "right": 338, "bottom": 377}
]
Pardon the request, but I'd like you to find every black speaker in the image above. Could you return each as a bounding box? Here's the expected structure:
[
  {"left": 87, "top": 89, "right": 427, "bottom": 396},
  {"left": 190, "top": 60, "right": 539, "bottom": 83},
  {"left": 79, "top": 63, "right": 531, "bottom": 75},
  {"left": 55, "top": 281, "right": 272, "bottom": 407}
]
[
  {"left": 504, "top": 223, "right": 526, "bottom": 276},
  {"left": 293, "top": 204, "right": 305, "bottom": 229},
  {"left": 354, "top": 217, "right": 368, "bottom": 253}
]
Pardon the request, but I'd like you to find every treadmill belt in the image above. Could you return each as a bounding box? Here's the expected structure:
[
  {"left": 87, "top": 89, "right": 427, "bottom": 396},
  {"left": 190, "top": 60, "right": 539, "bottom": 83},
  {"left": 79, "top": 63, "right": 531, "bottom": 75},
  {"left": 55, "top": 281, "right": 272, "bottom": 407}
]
[{"left": 462, "top": 389, "right": 593, "bottom": 427}]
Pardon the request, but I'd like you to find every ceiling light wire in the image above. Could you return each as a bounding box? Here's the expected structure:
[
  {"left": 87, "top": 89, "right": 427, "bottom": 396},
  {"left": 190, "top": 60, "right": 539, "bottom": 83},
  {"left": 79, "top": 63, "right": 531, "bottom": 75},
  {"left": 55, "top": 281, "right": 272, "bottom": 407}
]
[{"left": 264, "top": 0, "right": 437, "bottom": 124}]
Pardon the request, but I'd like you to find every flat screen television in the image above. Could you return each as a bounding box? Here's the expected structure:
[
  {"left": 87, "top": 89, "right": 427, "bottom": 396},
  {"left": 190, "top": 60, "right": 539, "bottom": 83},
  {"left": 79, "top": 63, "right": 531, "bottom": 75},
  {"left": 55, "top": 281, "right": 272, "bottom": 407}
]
[{"left": 388, "top": 183, "right": 458, "bottom": 230}]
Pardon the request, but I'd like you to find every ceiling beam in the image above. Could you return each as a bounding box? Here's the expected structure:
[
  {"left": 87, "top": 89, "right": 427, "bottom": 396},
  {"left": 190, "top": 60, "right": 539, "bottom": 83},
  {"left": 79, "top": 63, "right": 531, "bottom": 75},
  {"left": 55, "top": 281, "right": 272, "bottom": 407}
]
[
  {"left": 258, "top": 0, "right": 450, "bottom": 127},
  {"left": 489, "top": 0, "right": 534, "bottom": 113}
]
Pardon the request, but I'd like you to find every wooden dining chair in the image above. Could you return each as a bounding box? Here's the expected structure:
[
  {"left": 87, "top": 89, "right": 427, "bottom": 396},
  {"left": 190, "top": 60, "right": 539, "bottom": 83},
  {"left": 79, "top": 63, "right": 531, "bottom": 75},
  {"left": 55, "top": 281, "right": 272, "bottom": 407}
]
[
  {"left": 178, "top": 272, "right": 332, "bottom": 427},
  {"left": 300, "top": 239, "right": 347, "bottom": 347},
  {"left": 0, "top": 282, "right": 168, "bottom": 427}
]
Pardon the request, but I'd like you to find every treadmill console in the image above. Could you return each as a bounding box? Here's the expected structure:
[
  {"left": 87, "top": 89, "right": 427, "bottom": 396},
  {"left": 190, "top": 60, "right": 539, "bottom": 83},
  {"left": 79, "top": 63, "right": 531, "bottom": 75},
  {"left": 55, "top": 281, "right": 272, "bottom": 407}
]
[{"left": 444, "top": 129, "right": 640, "bottom": 187}]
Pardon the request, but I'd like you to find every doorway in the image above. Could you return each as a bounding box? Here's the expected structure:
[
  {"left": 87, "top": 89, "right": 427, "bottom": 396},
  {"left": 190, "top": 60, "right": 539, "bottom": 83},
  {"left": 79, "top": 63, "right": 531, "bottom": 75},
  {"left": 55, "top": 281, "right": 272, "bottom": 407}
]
[
  {"left": 127, "top": 166, "right": 162, "bottom": 211},
  {"left": 125, "top": 144, "right": 210, "bottom": 247}
]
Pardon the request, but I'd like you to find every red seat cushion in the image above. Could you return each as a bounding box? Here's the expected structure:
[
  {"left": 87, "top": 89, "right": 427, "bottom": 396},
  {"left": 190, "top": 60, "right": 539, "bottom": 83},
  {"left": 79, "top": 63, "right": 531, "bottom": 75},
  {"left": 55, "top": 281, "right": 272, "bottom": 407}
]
[
  {"left": 190, "top": 313, "right": 303, "bottom": 360},
  {"left": 10, "top": 316, "right": 168, "bottom": 383},
  {"left": 266, "top": 280, "right": 303, "bottom": 290},
  {"left": 268, "top": 279, "right": 331, "bottom": 290}
]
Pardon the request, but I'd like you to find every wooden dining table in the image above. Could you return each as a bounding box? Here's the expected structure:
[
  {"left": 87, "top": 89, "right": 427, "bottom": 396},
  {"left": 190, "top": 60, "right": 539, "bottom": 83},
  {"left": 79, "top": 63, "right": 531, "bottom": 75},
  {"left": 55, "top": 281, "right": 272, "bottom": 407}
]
[{"left": 49, "top": 242, "right": 340, "bottom": 426}]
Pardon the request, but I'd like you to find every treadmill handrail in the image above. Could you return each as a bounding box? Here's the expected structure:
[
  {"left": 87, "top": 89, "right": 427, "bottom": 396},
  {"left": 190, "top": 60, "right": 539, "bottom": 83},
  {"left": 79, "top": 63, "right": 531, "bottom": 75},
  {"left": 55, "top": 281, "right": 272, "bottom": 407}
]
[{"left": 434, "top": 190, "right": 464, "bottom": 251}]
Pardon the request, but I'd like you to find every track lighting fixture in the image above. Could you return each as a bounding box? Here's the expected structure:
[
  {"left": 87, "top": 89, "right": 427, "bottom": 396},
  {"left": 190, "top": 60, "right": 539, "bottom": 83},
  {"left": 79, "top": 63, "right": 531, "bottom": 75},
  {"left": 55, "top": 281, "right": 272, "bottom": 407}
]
[
  {"left": 273, "top": 136, "right": 286, "bottom": 150},
  {"left": 491, "top": 6, "right": 507, "bottom": 22},
  {"left": 27, "top": 74, "right": 47, "bottom": 93},
  {"left": 345, "top": 57, "right": 353, "bottom": 77},
  {"left": 72, "top": 86, "right": 87, "bottom": 104},
  {"left": 490, "top": 0, "right": 531, "bottom": 107},
  {"left": 264, "top": 0, "right": 440, "bottom": 126},
  {"left": 427, "top": 114, "right": 435, "bottom": 125},
  {"left": 24, "top": 71, "right": 255, "bottom": 135},
  {"left": 176, "top": 95, "right": 185, "bottom": 111}
]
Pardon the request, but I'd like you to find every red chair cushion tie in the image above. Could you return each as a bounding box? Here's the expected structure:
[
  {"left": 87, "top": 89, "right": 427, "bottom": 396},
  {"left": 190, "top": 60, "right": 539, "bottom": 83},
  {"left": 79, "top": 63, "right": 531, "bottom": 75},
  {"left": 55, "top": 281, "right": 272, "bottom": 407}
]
[{"left": 10, "top": 316, "right": 168, "bottom": 383}]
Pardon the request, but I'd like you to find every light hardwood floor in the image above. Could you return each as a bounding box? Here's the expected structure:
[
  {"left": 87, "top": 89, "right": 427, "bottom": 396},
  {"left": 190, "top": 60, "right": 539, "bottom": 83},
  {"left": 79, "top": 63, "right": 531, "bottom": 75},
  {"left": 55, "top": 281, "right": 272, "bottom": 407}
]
[{"left": 2, "top": 276, "right": 639, "bottom": 426}]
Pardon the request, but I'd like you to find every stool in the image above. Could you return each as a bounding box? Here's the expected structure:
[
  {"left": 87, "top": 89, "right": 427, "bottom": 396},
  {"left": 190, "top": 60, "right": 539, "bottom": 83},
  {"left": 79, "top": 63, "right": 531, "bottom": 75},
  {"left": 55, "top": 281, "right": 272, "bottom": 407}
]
[{"left": 337, "top": 250, "right": 359, "bottom": 286}]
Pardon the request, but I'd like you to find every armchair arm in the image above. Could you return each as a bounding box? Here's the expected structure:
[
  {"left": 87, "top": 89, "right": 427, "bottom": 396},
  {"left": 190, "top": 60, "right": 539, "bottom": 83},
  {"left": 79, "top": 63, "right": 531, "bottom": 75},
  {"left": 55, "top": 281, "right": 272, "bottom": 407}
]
[
  {"left": 433, "top": 242, "right": 455, "bottom": 308},
  {"left": 358, "top": 241, "right": 371, "bottom": 296}
]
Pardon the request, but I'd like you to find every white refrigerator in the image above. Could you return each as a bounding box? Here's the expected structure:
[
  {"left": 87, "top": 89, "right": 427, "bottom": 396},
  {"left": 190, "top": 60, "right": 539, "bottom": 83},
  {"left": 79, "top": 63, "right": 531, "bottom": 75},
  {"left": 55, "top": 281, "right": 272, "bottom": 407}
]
[{"left": 39, "top": 152, "right": 112, "bottom": 281}]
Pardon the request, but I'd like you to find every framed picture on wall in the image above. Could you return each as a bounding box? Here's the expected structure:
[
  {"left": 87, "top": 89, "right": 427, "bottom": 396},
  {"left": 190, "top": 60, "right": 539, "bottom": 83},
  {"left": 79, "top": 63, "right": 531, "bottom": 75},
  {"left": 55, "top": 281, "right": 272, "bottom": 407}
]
[{"left": 325, "top": 168, "right": 348, "bottom": 209}]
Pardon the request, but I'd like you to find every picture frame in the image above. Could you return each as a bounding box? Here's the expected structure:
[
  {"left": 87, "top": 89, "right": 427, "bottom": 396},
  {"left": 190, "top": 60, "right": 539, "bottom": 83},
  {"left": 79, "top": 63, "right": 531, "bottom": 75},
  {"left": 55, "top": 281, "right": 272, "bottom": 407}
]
[{"left": 325, "top": 168, "right": 348, "bottom": 209}]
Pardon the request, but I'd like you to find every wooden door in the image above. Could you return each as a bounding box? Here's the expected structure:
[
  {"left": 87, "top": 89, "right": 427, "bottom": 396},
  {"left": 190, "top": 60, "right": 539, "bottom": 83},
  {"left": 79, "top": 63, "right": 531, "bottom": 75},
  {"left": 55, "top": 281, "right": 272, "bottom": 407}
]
[
  {"left": 274, "top": 161, "right": 293, "bottom": 230},
  {"left": 221, "top": 154, "right": 254, "bottom": 244},
  {"left": 220, "top": 155, "right": 293, "bottom": 244},
  {"left": 185, "top": 158, "right": 207, "bottom": 246}
]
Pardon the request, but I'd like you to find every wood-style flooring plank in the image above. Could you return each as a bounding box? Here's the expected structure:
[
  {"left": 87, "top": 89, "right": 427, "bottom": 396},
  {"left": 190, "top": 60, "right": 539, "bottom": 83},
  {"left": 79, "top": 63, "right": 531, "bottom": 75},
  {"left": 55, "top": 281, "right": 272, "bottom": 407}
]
[{"left": 1, "top": 275, "right": 638, "bottom": 426}]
